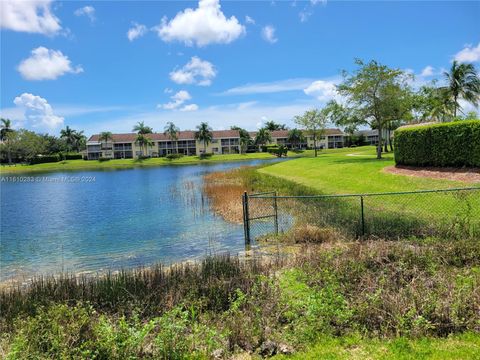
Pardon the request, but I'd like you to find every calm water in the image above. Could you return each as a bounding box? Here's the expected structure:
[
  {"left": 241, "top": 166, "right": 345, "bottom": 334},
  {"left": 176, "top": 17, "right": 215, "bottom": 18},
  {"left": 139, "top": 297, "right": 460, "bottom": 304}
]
[{"left": 0, "top": 159, "right": 282, "bottom": 282}]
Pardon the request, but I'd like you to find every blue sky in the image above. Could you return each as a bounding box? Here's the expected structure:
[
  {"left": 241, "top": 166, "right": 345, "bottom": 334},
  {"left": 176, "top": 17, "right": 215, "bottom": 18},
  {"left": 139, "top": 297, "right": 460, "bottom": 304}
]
[{"left": 1, "top": 0, "right": 479, "bottom": 136}]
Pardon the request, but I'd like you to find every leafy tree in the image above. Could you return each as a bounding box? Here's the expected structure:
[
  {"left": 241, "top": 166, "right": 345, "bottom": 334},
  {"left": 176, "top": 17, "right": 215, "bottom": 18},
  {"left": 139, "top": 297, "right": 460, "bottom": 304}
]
[
  {"left": 1, "top": 118, "right": 15, "bottom": 164},
  {"left": 42, "top": 134, "right": 68, "bottom": 154},
  {"left": 412, "top": 85, "right": 453, "bottom": 122},
  {"left": 133, "top": 121, "right": 153, "bottom": 135},
  {"left": 264, "top": 121, "right": 287, "bottom": 131},
  {"left": 463, "top": 111, "right": 479, "bottom": 120},
  {"left": 135, "top": 134, "right": 153, "bottom": 157},
  {"left": 164, "top": 122, "right": 180, "bottom": 154},
  {"left": 442, "top": 61, "right": 480, "bottom": 118},
  {"left": 328, "top": 59, "right": 413, "bottom": 159},
  {"left": 287, "top": 128, "right": 305, "bottom": 150},
  {"left": 294, "top": 109, "right": 328, "bottom": 157},
  {"left": 254, "top": 128, "right": 272, "bottom": 149},
  {"left": 195, "top": 122, "right": 213, "bottom": 155},
  {"left": 231, "top": 126, "right": 251, "bottom": 154}
]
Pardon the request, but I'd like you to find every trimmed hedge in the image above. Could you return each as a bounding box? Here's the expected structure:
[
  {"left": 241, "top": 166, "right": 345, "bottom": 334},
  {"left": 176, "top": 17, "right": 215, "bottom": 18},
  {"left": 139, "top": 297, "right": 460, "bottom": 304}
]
[
  {"left": 394, "top": 120, "right": 480, "bottom": 167},
  {"left": 30, "top": 154, "right": 61, "bottom": 164},
  {"left": 64, "top": 153, "right": 83, "bottom": 160}
]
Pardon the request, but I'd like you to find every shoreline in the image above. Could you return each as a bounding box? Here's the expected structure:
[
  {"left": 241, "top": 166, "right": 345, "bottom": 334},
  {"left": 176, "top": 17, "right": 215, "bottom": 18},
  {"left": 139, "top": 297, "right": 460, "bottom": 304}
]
[{"left": 0, "top": 151, "right": 308, "bottom": 175}]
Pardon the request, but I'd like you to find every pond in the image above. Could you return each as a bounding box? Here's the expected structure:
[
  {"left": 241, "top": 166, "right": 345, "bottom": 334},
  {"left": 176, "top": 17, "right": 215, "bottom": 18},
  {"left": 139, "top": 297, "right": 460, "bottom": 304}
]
[{"left": 0, "top": 159, "right": 283, "bottom": 283}]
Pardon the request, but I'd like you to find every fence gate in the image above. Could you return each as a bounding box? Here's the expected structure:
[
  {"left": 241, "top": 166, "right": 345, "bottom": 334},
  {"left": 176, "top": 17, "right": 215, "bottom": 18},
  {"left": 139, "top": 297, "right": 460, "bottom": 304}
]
[{"left": 242, "top": 191, "right": 278, "bottom": 244}]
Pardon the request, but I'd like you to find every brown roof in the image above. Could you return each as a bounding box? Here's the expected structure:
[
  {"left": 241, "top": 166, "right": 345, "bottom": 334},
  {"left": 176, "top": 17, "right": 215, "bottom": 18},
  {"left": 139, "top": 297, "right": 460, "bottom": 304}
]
[
  {"left": 88, "top": 130, "right": 240, "bottom": 142},
  {"left": 249, "top": 128, "right": 344, "bottom": 138}
]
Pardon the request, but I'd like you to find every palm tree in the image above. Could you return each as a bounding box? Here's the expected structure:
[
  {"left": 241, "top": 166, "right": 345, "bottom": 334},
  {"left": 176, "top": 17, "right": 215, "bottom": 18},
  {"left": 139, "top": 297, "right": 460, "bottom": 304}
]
[
  {"left": 133, "top": 121, "right": 153, "bottom": 135},
  {"left": 264, "top": 121, "right": 287, "bottom": 131},
  {"left": 135, "top": 133, "right": 153, "bottom": 157},
  {"left": 231, "top": 126, "right": 251, "bottom": 154},
  {"left": 1, "top": 118, "right": 14, "bottom": 164},
  {"left": 443, "top": 61, "right": 480, "bottom": 118},
  {"left": 60, "top": 126, "right": 78, "bottom": 152},
  {"left": 73, "top": 130, "right": 86, "bottom": 152},
  {"left": 287, "top": 128, "right": 305, "bottom": 150},
  {"left": 164, "top": 122, "right": 180, "bottom": 154},
  {"left": 195, "top": 122, "right": 213, "bottom": 155},
  {"left": 254, "top": 128, "right": 272, "bottom": 150},
  {"left": 98, "top": 131, "right": 113, "bottom": 151}
]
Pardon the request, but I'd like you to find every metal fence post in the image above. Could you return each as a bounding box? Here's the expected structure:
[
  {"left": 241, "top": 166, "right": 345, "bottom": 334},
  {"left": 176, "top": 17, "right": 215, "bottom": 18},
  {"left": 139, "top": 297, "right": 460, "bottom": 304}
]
[
  {"left": 273, "top": 191, "right": 279, "bottom": 235},
  {"left": 243, "top": 191, "right": 251, "bottom": 244},
  {"left": 360, "top": 195, "right": 365, "bottom": 237}
]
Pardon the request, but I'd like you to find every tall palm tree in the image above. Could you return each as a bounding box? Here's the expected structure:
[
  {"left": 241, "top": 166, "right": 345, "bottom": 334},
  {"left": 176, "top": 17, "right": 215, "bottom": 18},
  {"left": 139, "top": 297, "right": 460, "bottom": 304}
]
[
  {"left": 1, "top": 118, "right": 14, "bottom": 164},
  {"left": 164, "top": 122, "right": 180, "bottom": 154},
  {"left": 60, "top": 126, "right": 78, "bottom": 152},
  {"left": 443, "top": 61, "right": 480, "bottom": 118},
  {"left": 287, "top": 128, "right": 305, "bottom": 150},
  {"left": 195, "top": 122, "right": 213, "bottom": 155},
  {"left": 98, "top": 131, "right": 113, "bottom": 150},
  {"left": 231, "top": 126, "right": 251, "bottom": 154},
  {"left": 135, "top": 133, "right": 153, "bottom": 157},
  {"left": 254, "top": 128, "right": 272, "bottom": 150},
  {"left": 133, "top": 121, "right": 153, "bottom": 134},
  {"left": 73, "top": 130, "right": 86, "bottom": 152}
]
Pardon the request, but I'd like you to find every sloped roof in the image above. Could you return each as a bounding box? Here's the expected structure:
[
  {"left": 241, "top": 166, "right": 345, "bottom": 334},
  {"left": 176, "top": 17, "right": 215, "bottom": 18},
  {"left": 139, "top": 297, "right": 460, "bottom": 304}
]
[{"left": 88, "top": 130, "right": 240, "bottom": 142}]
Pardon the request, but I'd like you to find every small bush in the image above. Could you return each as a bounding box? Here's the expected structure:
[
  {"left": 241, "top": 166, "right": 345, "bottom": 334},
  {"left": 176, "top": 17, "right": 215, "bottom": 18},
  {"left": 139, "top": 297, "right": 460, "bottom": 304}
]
[
  {"left": 98, "top": 157, "right": 110, "bottom": 162},
  {"left": 394, "top": 120, "right": 480, "bottom": 167},
  {"left": 166, "top": 153, "right": 184, "bottom": 160},
  {"left": 199, "top": 153, "right": 213, "bottom": 159},
  {"left": 290, "top": 225, "right": 338, "bottom": 243},
  {"left": 29, "top": 154, "right": 61, "bottom": 164}
]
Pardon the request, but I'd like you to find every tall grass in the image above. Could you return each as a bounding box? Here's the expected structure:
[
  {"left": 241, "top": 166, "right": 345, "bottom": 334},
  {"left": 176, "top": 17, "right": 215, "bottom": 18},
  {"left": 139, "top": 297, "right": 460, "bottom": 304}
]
[{"left": 0, "top": 255, "right": 277, "bottom": 331}]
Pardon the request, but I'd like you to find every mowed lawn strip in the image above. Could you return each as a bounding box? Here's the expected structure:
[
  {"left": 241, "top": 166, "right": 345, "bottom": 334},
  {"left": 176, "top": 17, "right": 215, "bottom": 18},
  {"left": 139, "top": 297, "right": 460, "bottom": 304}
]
[
  {"left": 0, "top": 151, "right": 313, "bottom": 174},
  {"left": 259, "top": 146, "right": 471, "bottom": 194},
  {"left": 258, "top": 146, "right": 480, "bottom": 224}
]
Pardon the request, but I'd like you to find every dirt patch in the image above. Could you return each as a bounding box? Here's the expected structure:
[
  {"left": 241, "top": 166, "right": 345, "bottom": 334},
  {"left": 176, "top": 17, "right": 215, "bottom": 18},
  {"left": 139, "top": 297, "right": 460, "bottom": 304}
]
[{"left": 384, "top": 165, "right": 480, "bottom": 183}]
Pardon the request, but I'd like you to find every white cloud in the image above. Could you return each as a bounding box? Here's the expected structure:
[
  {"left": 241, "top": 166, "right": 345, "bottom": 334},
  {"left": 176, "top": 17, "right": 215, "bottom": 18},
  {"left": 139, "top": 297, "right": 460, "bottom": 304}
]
[
  {"left": 223, "top": 78, "right": 315, "bottom": 95},
  {"left": 13, "top": 93, "right": 64, "bottom": 130},
  {"left": 311, "top": 0, "right": 327, "bottom": 5},
  {"left": 170, "top": 56, "right": 217, "bottom": 86},
  {"left": 420, "top": 65, "right": 435, "bottom": 77},
  {"left": 153, "top": 0, "right": 245, "bottom": 47},
  {"left": 454, "top": 43, "right": 480, "bottom": 63},
  {"left": 17, "top": 47, "right": 83, "bottom": 81},
  {"left": 0, "top": 0, "right": 61, "bottom": 35},
  {"left": 74, "top": 6, "right": 95, "bottom": 22},
  {"left": 303, "top": 80, "right": 339, "bottom": 102},
  {"left": 159, "top": 90, "right": 193, "bottom": 110},
  {"left": 245, "top": 15, "right": 255, "bottom": 25},
  {"left": 127, "top": 22, "right": 147, "bottom": 41},
  {"left": 261, "top": 25, "right": 277, "bottom": 44},
  {"left": 180, "top": 104, "right": 199, "bottom": 112}
]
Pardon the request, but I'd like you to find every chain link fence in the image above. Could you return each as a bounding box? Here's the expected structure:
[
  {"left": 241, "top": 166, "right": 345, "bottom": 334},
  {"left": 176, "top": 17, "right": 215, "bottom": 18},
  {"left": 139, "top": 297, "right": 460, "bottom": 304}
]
[{"left": 242, "top": 187, "right": 480, "bottom": 242}]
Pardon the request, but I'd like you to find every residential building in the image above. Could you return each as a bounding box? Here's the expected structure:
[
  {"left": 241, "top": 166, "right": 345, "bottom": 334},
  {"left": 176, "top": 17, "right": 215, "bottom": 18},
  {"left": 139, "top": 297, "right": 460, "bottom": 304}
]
[
  {"left": 354, "top": 129, "right": 392, "bottom": 146},
  {"left": 248, "top": 129, "right": 345, "bottom": 150},
  {"left": 86, "top": 130, "right": 241, "bottom": 160}
]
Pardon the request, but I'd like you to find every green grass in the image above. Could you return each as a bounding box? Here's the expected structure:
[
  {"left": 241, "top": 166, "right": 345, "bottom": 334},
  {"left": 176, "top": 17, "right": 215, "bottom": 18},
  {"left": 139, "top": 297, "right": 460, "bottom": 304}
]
[
  {"left": 259, "top": 146, "right": 473, "bottom": 193},
  {"left": 274, "top": 333, "right": 480, "bottom": 360},
  {"left": 0, "top": 151, "right": 313, "bottom": 174}
]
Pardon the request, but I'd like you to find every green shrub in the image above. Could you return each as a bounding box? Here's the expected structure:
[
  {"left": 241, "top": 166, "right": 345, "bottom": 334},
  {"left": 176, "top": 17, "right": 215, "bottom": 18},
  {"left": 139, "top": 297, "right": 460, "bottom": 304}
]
[
  {"left": 394, "top": 120, "right": 480, "bottom": 167},
  {"left": 65, "top": 153, "right": 83, "bottom": 160},
  {"left": 98, "top": 157, "right": 110, "bottom": 162},
  {"left": 166, "top": 153, "right": 184, "bottom": 160},
  {"left": 30, "top": 154, "right": 61, "bottom": 164}
]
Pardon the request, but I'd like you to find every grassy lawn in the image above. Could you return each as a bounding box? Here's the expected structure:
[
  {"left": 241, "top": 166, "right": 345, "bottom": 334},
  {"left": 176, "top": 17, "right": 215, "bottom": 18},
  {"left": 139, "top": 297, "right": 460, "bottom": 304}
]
[
  {"left": 275, "top": 333, "right": 480, "bottom": 360},
  {"left": 259, "top": 146, "right": 474, "bottom": 193},
  {"left": 0, "top": 151, "right": 313, "bottom": 174}
]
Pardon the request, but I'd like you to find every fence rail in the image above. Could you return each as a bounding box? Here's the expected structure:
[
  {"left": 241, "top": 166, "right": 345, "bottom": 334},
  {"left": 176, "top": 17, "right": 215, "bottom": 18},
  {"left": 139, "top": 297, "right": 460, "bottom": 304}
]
[{"left": 242, "top": 187, "right": 480, "bottom": 243}]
